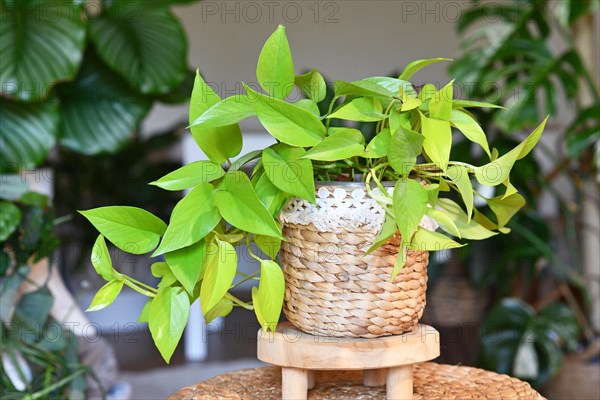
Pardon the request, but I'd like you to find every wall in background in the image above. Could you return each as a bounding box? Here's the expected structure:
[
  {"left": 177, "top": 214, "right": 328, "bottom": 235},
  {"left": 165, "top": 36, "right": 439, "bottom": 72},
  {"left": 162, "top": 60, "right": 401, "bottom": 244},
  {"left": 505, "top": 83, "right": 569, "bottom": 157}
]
[{"left": 142, "top": 0, "right": 462, "bottom": 134}]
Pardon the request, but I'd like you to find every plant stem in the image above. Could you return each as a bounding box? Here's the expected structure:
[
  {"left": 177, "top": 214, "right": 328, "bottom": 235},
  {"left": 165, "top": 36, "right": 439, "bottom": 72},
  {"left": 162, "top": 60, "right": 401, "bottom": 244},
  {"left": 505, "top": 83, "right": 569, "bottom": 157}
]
[
  {"left": 123, "top": 279, "right": 156, "bottom": 297},
  {"left": 232, "top": 270, "right": 260, "bottom": 289},
  {"left": 225, "top": 293, "right": 253, "bottom": 310},
  {"left": 125, "top": 276, "right": 158, "bottom": 294},
  {"left": 29, "top": 368, "right": 87, "bottom": 400}
]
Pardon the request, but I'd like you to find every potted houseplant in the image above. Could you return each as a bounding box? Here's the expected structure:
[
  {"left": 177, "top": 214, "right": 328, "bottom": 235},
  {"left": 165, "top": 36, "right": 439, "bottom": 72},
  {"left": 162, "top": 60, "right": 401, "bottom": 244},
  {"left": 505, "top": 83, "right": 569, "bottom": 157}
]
[{"left": 80, "top": 25, "right": 547, "bottom": 362}]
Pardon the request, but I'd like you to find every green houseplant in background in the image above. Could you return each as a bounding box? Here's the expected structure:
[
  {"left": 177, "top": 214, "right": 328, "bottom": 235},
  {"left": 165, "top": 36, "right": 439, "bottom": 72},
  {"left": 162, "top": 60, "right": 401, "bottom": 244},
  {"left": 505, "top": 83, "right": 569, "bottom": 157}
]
[
  {"left": 450, "top": 0, "right": 599, "bottom": 390},
  {"left": 81, "top": 25, "right": 548, "bottom": 362},
  {"left": 0, "top": 179, "right": 89, "bottom": 398},
  {"left": 1, "top": 0, "right": 199, "bottom": 395},
  {"left": 0, "top": 0, "right": 195, "bottom": 165}
]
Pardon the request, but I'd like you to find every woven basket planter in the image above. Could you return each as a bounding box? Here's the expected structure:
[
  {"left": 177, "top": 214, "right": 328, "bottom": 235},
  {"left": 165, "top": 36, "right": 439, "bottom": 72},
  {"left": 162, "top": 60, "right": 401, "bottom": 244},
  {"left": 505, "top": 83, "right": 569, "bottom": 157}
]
[{"left": 278, "top": 182, "right": 437, "bottom": 338}]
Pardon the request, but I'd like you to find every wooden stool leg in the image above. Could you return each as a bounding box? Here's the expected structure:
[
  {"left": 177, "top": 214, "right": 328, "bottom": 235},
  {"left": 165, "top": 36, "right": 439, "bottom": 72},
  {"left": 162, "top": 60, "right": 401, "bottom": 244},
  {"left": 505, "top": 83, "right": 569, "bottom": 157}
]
[
  {"left": 364, "top": 368, "right": 387, "bottom": 387},
  {"left": 282, "top": 367, "right": 308, "bottom": 400},
  {"left": 307, "top": 370, "right": 315, "bottom": 390},
  {"left": 386, "top": 365, "right": 413, "bottom": 400}
]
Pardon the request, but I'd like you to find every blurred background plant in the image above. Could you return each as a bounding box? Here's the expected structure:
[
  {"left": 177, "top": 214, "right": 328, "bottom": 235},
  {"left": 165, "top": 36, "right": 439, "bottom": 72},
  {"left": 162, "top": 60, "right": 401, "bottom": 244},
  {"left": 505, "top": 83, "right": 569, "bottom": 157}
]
[
  {"left": 0, "top": 0, "right": 198, "bottom": 396},
  {"left": 0, "top": 179, "right": 90, "bottom": 398},
  {"left": 442, "top": 0, "right": 599, "bottom": 392}
]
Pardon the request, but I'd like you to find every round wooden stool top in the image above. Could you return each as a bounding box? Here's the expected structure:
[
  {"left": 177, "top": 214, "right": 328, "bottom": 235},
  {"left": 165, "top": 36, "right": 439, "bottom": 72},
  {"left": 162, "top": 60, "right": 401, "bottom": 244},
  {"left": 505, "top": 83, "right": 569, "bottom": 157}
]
[
  {"left": 257, "top": 323, "right": 440, "bottom": 370},
  {"left": 168, "top": 364, "right": 546, "bottom": 400}
]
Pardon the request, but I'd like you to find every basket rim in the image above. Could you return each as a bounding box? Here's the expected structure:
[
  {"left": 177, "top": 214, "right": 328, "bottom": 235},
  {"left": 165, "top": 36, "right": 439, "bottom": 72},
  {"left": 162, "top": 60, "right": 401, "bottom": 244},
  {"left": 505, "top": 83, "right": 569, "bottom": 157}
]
[{"left": 315, "top": 180, "right": 396, "bottom": 188}]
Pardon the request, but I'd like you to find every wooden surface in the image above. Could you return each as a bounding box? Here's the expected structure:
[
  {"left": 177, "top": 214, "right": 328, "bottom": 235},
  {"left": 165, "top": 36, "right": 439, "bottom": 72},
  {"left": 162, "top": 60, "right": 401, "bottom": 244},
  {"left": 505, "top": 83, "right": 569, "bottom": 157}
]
[
  {"left": 257, "top": 323, "right": 440, "bottom": 370},
  {"left": 168, "top": 364, "right": 546, "bottom": 400}
]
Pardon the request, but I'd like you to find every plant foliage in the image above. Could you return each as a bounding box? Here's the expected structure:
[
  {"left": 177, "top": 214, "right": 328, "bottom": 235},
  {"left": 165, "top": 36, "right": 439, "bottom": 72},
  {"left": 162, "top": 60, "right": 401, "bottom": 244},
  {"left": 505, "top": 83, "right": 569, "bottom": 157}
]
[
  {"left": 0, "top": 178, "right": 89, "bottom": 397},
  {"left": 0, "top": 0, "right": 192, "bottom": 168},
  {"left": 81, "top": 25, "right": 547, "bottom": 362}
]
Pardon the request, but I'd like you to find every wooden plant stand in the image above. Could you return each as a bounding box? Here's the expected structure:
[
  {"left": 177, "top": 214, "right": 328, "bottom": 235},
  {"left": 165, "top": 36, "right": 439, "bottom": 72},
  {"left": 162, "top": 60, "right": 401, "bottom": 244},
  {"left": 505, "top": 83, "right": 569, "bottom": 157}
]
[{"left": 257, "top": 323, "right": 440, "bottom": 400}]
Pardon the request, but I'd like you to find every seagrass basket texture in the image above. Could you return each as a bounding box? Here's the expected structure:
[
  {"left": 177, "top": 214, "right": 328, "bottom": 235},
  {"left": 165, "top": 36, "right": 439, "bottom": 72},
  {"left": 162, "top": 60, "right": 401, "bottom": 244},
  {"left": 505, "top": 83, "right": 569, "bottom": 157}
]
[{"left": 278, "top": 183, "right": 432, "bottom": 338}]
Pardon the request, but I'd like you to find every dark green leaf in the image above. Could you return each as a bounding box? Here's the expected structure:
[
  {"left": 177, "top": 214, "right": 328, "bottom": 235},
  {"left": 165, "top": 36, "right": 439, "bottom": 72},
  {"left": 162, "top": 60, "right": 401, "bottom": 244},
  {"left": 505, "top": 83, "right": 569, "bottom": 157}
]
[
  {"left": 0, "top": 99, "right": 58, "bottom": 168},
  {"left": 58, "top": 51, "right": 152, "bottom": 154},
  {"left": 0, "top": 175, "right": 29, "bottom": 200},
  {"left": 89, "top": 6, "right": 187, "bottom": 94},
  {"left": 0, "top": 201, "right": 21, "bottom": 241},
  {"left": 13, "top": 287, "right": 53, "bottom": 340},
  {"left": 0, "top": 0, "right": 85, "bottom": 101}
]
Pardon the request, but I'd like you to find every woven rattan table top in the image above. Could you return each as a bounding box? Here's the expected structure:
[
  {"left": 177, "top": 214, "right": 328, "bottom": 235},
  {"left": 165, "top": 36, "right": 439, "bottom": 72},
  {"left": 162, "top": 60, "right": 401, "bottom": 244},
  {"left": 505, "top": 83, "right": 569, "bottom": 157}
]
[{"left": 168, "top": 363, "right": 545, "bottom": 400}]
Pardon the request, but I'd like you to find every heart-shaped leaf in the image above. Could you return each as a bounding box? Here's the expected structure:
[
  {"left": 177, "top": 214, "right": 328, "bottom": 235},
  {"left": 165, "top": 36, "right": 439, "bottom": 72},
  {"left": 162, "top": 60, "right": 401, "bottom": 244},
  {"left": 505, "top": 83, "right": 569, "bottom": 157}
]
[
  {"left": 257, "top": 25, "right": 295, "bottom": 100},
  {"left": 154, "top": 183, "right": 220, "bottom": 255},
  {"left": 450, "top": 109, "right": 492, "bottom": 158},
  {"left": 388, "top": 128, "right": 424, "bottom": 176},
  {"left": 474, "top": 117, "right": 547, "bottom": 186},
  {"left": 329, "top": 98, "right": 387, "bottom": 122},
  {"left": 87, "top": 280, "right": 124, "bottom": 312},
  {"left": 295, "top": 69, "right": 327, "bottom": 102},
  {"left": 244, "top": 84, "right": 326, "bottom": 147},
  {"left": 190, "top": 95, "right": 255, "bottom": 129},
  {"left": 393, "top": 180, "right": 428, "bottom": 242},
  {"left": 398, "top": 58, "right": 452, "bottom": 81},
  {"left": 420, "top": 111, "right": 452, "bottom": 171},
  {"left": 263, "top": 145, "right": 315, "bottom": 202},
  {"left": 90, "top": 235, "right": 117, "bottom": 281},
  {"left": 81, "top": 207, "right": 167, "bottom": 254},
  {"left": 213, "top": 172, "right": 282, "bottom": 239},
  {"left": 150, "top": 161, "right": 225, "bottom": 191},
  {"left": 200, "top": 239, "right": 237, "bottom": 313},
  {"left": 149, "top": 286, "right": 190, "bottom": 363},
  {"left": 303, "top": 128, "right": 364, "bottom": 161},
  {"left": 189, "top": 71, "right": 243, "bottom": 164},
  {"left": 165, "top": 240, "right": 206, "bottom": 295},
  {"left": 252, "top": 260, "right": 285, "bottom": 331}
]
